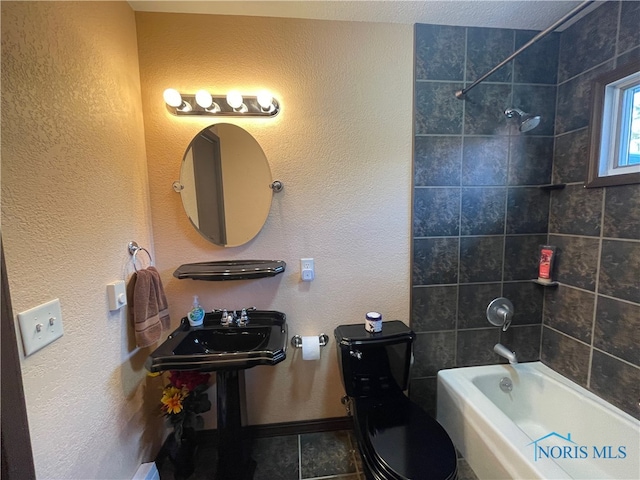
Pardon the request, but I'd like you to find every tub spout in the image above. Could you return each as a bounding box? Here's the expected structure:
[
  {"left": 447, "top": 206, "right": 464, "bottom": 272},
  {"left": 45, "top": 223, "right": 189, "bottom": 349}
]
[{"left": 494, "top": 343, "right": 518, "bottom": 364}]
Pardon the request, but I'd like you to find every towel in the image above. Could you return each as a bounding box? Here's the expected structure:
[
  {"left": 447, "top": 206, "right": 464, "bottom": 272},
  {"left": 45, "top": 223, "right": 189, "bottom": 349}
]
[{"left": 131, "top": 266, "right": 171, "bottom": 348}]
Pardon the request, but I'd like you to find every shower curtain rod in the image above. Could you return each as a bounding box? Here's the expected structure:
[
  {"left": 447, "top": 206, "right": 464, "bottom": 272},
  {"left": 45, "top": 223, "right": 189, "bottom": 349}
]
[{"left": 455, "top": 0, "right": 595, "bottom": 99}]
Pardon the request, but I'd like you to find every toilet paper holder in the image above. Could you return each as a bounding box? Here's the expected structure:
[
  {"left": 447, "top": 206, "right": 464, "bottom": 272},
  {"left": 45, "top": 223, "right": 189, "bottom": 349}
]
[{"left": 291, "top": 334, "right": 329, "bottom": 348}]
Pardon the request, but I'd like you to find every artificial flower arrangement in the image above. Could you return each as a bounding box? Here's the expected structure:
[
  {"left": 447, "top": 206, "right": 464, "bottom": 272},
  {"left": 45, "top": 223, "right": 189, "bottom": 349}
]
[{"left": 161, "top": 370, "right": 212, "bottom": 445}]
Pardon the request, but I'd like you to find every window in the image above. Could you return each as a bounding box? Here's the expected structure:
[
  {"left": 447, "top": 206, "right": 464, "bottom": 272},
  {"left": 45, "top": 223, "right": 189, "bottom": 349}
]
[{"left": 586, "top": 60, "right": 640, "bottom": 188}]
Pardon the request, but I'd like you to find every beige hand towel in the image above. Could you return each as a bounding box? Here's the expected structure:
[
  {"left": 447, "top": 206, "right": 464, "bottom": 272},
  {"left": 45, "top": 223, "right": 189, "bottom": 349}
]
[
  {"left": 148, "top": 266, "right": 171, "bottom": 332},
  {"left": 131, "top": 266, "right": 171, "bottom": 348}
]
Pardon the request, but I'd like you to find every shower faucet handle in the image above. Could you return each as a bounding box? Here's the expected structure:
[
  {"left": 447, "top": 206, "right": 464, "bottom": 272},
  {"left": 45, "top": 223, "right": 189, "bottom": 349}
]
[{"left": 486, "top": 297, "right": 515, "bottom": 331}]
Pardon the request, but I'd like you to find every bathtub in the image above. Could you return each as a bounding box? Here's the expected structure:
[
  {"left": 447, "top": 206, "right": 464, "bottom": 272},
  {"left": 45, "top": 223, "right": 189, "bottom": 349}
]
[{"left": 437, "top": 362, "right": 639, "bottom": 480}]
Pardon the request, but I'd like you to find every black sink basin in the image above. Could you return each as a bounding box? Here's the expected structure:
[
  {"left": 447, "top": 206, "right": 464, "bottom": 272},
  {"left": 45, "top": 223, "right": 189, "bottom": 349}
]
[{"left": 145, "top": 310, "right": 287, "bottom": 372}]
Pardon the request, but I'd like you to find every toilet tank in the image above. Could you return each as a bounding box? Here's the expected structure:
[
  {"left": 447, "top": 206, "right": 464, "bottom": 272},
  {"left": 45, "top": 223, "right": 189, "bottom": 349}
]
[{"left": 334, "top": 321, "right": 415, "bottom": 398}]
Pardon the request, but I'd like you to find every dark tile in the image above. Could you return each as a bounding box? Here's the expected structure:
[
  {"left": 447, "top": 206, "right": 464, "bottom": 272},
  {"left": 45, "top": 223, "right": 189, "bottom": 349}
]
[
  {"left": 618, "top": 46, "right": 640, "bottom": 68},
  {"left": 500, "top": 325, "right": 541, "bottom": 363},
  {"left": 556, "top": 61, "right": 614, "bottom": 134},
  {"left": 300, "top": 431, "right": 356, "bottom": 478},
  {"left": 590, "top": 350, "right": 640, "bottom": 420},
  {"left": 415, "top": 24, "right": 466, "bottom": 81},
  {"left": 459, "top": 236, "right": 504, "bottom": 283},
  {"left": 457, "top": 458, "right": 480, "bottom": 480},
  {"left": 543, "top": 286, "right": 595, "bottom": 343},
  {"left": 463, "top": 84, "right": 512, "bottom": 135},
  {"left": 415, "top": 82, "right": 464, "bottom": 135},
  {"left": 558, "top": 0, "right": 618, "bottom": 82},
  {"left": 503, "top": 235, "right": 547, "bottom": 281},
  {"left": 502, "top": 281, "right": 544, "bottom": 325},
  {"left": 618, "top": 0, "right": 640, "bottom": 56},
  {"left": 457, "top": 328, "right": 501, "bottom": 366},
  {"left": 414, "top": 188, "right": 460, "bottom": 237},
  {"left": 553, "top": 128, "right": 589, "bottom": 184},
  {"left": 549, "top": 184, "right": 603, "bottom": 236},
  {"left": 413, "top": 238, "right": 459, "bottom": 285},
  {"left": 506, "top": 187, "right": 549, "bottom": 234},
  {"left": 512, "top": 84, "right": 557, "bottom": 136},
  {"left": 540, "top": 327, "right": 590, "bottom": 386},
  {"left": 461, "top": 187, "right": 506, "bottom": 235},
  {"left": 409, "top": 376, "right": 437, "bottom": 417},
  {"left": 414, "top": 136, "right": 462, "bottom": 186},
  {"left": 508, "top": 136, "right": 553, "bottom": 186},
  {"left": 458, "top": 283, "right": 502, "bottom": 329},
  {"left": 466, "top": 27, "right": 514, "bottom": 83},
  {"left": 514, "top": 30, "right": 560, "bottom": 85},
  {"left": 412, "top": 286, "right": 458, "bottom": 332},
  {"left": 599, "top": 240, "right": 640, "bottom": 303},
  {"left": 253, "top": 435, "right": 299, "bottom": 480},
  {"left": 462, "top": 136, "right": 509, "bottom": 186},
  {"left": 413, "top": 331, "right": 456, "bottom": 377},
  {"left": 603, "top": 183, "right": 640, "bottom": 239},
  {"left": 550, "top": 234, "right": 599, "bottom": 291},
  {"left": 594, "top": 296, "right": 640, "bottom": 366}
]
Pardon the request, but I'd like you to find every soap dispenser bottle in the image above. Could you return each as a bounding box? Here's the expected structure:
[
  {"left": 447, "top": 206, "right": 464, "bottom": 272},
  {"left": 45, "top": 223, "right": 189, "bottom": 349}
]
[{"left": 188, "top": 295, "right": 205, "bottom": 326}]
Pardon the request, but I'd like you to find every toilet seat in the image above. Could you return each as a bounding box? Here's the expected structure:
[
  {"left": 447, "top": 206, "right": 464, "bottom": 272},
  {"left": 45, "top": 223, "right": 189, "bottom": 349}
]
[{"left": 353, "top": 394, "right": 457, "bottom": 480}]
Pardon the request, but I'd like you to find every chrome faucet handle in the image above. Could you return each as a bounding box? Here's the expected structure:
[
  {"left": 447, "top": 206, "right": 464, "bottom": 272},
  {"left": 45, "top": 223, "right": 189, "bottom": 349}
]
[
  {"left": 487, "top": 297, "right": 515, "bottom": 332},
  {"left": 238, "top": 308, "right": 249, "bottom": 326}
]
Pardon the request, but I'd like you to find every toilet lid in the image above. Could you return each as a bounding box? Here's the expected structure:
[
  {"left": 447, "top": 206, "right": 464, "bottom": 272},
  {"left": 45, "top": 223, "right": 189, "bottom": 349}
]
[{"left": 356, "top": 395, "right": 457, "bottom": 480}]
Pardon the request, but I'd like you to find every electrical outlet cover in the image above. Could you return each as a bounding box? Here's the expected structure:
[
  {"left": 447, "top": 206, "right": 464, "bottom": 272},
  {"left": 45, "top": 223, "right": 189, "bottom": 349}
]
[{"left": 17, "top": 298, "right": 64, "bottom": 356}]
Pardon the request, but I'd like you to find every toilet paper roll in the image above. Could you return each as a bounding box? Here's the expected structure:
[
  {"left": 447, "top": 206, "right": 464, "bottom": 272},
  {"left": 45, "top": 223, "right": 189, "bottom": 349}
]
[{"left": 301, "top": 335, "right": 321, "bottom": 360}]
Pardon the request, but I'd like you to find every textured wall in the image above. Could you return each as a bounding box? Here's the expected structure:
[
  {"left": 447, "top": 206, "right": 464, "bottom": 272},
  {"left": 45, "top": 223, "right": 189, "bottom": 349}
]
[
  {"left": 1, "top": 2, "right": 161, "bottom": 478},
  {"left": 410, "top": 22, "right": 559, "bottom": 415},
  {"left": 135, "top": 12, "right": 413, "bottom": 426},
  {"left": 542, "top": 0, "right": 640, "bottom": 420}
]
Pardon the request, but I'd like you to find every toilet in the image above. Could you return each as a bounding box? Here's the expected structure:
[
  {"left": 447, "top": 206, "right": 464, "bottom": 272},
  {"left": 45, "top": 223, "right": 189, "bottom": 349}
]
[{"left": 335, "top": 321, "right": 457, "bottom": 480}]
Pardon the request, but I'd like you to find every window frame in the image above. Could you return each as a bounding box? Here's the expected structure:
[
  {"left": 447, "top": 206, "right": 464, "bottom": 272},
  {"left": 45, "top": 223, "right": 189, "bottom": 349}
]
[{"left": 585, "top": 60, "right": 640, "bottom": 188}]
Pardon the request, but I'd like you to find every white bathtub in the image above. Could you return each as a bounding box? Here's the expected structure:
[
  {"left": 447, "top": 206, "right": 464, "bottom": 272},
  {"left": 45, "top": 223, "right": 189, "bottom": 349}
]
[{"left": 437, "top": 362, "right": 639, "bottom": 480}]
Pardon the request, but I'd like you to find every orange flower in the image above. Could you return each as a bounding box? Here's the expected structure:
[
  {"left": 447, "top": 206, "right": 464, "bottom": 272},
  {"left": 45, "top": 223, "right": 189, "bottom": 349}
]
[{"left": 161, "top": 386, "right": 187, "bottom": 414}]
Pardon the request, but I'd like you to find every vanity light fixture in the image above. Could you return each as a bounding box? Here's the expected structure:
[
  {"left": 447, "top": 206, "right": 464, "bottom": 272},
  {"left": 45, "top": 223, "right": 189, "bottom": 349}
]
[{"left": 163, "top": 88, "right": 280, "bottom": 117}]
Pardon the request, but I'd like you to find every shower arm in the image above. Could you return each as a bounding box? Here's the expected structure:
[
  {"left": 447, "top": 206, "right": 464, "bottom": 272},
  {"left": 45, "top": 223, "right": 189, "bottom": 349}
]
[{"left": 455, "top": 0, "right": 595, "bottom": 100}]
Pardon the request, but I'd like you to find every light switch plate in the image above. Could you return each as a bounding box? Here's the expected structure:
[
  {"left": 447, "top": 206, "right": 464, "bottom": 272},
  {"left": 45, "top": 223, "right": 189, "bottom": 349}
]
[
  {"left": 18, "top": 298, "right": 64, "bottom": 356},
  {"left": 107, "top": 280, "right": 127, "bottom": 310}
]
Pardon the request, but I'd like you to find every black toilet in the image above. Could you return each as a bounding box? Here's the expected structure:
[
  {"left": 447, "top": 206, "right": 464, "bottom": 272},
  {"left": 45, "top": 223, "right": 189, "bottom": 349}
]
[{"left": 335, "top": 321, "right": 457, "bottom": 480}]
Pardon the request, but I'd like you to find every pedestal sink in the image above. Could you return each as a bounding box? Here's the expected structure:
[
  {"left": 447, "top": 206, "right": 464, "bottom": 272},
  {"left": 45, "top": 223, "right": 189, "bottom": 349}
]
[{"left": 146, "top": 310, "right": 287, "bottom": 480}]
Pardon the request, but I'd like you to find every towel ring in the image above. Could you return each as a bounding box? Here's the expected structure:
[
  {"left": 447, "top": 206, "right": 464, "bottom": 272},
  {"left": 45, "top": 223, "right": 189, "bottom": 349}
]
[{"left": 128, "top": 241, "right": 153, "bottom": 272}]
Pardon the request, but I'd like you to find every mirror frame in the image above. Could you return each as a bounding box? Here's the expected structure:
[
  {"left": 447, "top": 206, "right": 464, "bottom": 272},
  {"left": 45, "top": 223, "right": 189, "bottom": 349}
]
[{"left": 585, "top": 59, "right": 640, "bottom": 188}]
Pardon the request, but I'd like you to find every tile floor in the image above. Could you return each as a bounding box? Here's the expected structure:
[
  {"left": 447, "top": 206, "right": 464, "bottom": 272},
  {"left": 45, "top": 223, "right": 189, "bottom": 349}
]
[{"left": 157, "top": 429, "right": 479, "bottom": 480}]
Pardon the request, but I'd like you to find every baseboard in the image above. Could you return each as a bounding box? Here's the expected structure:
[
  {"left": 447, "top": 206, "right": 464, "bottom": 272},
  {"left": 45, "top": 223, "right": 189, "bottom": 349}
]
[{"left": 196, "top": 416, "right": 353, "bottom": 444}]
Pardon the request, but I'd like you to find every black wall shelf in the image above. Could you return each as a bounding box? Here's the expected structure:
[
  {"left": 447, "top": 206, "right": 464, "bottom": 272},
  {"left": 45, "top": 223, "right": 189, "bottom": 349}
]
[{"left": 173, "top": 260, "right": 286, "bottom": 281}]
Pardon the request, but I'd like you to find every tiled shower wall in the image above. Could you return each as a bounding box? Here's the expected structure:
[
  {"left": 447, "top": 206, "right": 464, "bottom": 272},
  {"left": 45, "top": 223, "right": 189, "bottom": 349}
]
[
  {"left": 409, "top": 22, "right": 560, "bottom": 414},
  {"left": 410, "top": 1, "right": 639, "bottom": 420},
  {"left": 541, "top": 0, "right": 639, "bottom": 420}
]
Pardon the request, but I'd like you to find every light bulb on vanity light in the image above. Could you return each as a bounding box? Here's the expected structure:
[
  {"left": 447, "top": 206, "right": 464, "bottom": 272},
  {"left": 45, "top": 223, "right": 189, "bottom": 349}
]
[
  {"left": 163, "top": 88, "right": 191, "bottom": 112},
  {"left": 226, "top": 90, "right": 246, "bottom": 111},
  {"left": 195, "top": 89, "right": 220, "bottom": 112},
  {"left": 195, "top": 90, "right": 213, "bottom": 108},
  {"left": 257, "top": 90, "right": 274, "bottom": 111}
]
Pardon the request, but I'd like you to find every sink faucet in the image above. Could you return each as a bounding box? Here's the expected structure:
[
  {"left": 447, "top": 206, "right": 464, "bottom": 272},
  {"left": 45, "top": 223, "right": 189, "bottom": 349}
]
[
  {"left": 220, "top": 308, "right": 253, "bottom": 326},
  {"left": 494, "top": 343, "right": 518, "bottom": 365}
]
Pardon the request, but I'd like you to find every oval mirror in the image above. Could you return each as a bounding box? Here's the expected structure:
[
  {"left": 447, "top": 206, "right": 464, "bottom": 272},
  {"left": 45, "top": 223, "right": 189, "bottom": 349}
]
[{"left": 178, "top": 123, "right": 273, "bottom": 247}]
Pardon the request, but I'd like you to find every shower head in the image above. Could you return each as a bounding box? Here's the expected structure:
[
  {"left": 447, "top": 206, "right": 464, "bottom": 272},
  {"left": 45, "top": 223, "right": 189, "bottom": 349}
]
[{"left": 504, "top": 108, "right": 541, "bottom": 133}]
